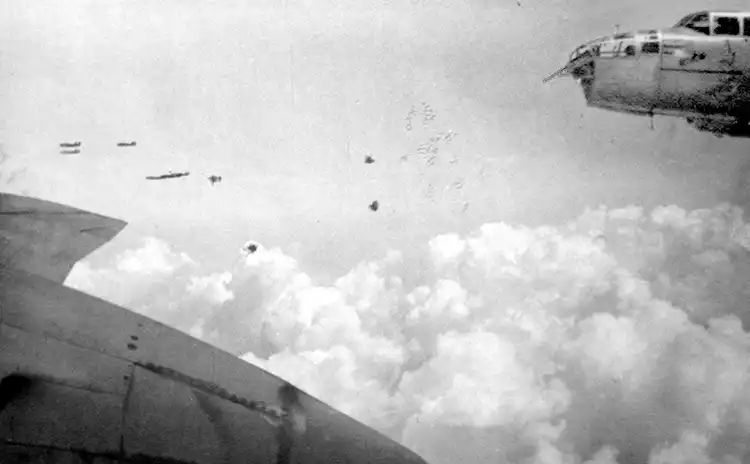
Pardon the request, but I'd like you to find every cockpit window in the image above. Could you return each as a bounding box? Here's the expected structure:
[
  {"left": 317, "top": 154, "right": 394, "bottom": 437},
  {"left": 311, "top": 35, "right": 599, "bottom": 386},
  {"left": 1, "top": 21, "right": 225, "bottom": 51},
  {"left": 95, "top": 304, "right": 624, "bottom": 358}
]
[
  {"left": 674, "top": 13, "right": 696, "bottom": 28},
  {"left": 745, "top": 17, "right": 750, "bottom": 36},
  {"left": 642, "top": 42, "right": 659, "bottom": 54},
  {"left": 675, "top": 12, "right": 710, "bottom": 34},
  {"left": 713, "top": 16, "right": 741, "bottom": 35},
  {"left": 674, "top": 12, "right": 707, "bottom": 28}
]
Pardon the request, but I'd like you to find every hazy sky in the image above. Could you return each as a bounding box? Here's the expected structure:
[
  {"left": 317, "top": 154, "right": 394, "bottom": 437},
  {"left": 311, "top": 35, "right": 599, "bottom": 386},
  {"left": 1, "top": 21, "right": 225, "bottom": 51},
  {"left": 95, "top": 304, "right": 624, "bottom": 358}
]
[
  {"left": 7, "top": 3, "right": 750, "bottom": 463},
  {"left": 2, "top": 0, "right": 750, "bottom": 274}
]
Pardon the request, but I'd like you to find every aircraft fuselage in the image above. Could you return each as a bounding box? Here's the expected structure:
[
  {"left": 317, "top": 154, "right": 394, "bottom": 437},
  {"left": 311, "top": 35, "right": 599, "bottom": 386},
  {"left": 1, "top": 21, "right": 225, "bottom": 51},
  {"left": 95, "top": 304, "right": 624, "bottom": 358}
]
[{"left": 549, "top": 11, "right": 750, "bottom": 137}]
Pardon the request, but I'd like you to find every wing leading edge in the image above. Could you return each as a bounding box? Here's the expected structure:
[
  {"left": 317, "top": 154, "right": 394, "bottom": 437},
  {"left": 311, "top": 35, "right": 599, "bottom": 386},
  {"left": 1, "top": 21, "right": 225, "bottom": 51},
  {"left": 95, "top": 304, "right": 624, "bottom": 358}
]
[
  {"left": 0, "top": 192, "right": 430, "bottom": 464},
  {"left": 0, "top": 192, "right": 127, "bottom": 284}
]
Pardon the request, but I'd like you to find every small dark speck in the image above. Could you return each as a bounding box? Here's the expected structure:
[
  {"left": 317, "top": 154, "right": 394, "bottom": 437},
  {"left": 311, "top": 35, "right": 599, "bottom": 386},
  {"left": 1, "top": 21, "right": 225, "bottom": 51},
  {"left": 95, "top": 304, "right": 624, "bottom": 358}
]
[
  {"left": 127, "top": 343, "right": 137, "bottom": 351},
  {"left": 130, "top": 335, "right": 139, "bottom": 341}
]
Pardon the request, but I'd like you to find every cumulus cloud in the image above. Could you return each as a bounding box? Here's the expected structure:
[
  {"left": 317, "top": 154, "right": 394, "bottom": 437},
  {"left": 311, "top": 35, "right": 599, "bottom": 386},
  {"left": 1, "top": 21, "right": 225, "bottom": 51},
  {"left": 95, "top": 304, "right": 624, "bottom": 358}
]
[
  {"left": 68, "top": 202, "right": 750, "bottom": 464},
  {"left": 115, "top": 237, "right": 195, "bottom": 274},
  {"left": 187, "top": 272, "right": 234, "bottom": 305}
]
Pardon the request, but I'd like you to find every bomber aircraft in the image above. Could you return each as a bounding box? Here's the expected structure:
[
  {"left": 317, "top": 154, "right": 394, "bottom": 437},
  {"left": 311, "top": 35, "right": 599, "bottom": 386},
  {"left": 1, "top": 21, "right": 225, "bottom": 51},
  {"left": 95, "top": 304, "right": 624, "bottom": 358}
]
[
  {"left": 59, "top": 141, "right": 81, "bottom": 148},
  {"left": 117, "top": 141, "right": 137, "bottom": 147},
  {"left": 207, "top": 175, "right": 223, "bottom": 186},
  {"left": 145, "top": 171, "right": 190, "bottom": 180},
  {"left": 544, "top": 10, "right": 750, "bottom": 138}
]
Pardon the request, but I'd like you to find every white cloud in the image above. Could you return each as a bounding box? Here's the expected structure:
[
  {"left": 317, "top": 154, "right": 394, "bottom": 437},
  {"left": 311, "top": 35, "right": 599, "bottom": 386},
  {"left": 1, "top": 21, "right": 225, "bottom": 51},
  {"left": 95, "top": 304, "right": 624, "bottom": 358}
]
[
  {"left": 187, "top": 271, "right": 234, "bottom": 304},
  {"left": 71, "top": 202, "right": 750, "bottom": 464},
  {"left": 115, "top": 237, "right": 190, "bottom": 275}
]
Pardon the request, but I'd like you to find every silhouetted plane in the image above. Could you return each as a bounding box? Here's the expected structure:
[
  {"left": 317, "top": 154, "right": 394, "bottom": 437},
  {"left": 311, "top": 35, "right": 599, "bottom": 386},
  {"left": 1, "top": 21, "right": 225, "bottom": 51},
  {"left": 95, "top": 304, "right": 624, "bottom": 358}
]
[
  {"left": 364, "top": 155, "right": 375, "bottom": 164},
  {"left": 59, "top": 141, "right": 81, "bottom": 148},
  {"left": 145, "top": 171, "right": 190, "bottom": 180},
  {"left": 117, "top": 141, "right": 137, "bottom": 147},
  {"left": 60, "top": 149, "right": 80, "bottom": 155},
  {"left": 208, "top": 175, "right": 223, "bottom": 186},
  {"left": 369, "top": 200, "right": 379, "bottom": 211}
]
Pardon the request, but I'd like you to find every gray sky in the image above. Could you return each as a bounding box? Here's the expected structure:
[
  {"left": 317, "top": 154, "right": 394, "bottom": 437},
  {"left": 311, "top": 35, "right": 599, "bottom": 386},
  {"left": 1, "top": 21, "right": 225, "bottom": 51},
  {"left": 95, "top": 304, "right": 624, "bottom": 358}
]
[{"left": 2, "top": 0, "right": 750, "bottom": 276}]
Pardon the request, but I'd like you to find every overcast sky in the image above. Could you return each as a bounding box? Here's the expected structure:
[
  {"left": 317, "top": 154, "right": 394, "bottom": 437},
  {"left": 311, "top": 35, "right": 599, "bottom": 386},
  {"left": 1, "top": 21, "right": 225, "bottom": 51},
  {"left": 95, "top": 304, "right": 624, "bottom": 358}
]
[
  {"left": 7, "top": 2, "right": 750, "bottom": 463},
  {"left": 3, "top": 0, "right": 750, "bottom": 276}
]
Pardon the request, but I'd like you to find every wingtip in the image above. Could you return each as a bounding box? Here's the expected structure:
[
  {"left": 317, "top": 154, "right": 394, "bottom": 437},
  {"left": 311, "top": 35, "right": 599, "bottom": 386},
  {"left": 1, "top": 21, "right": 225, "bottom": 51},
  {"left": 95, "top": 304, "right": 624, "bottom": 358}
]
[{"left": 0, "top": 193, "right": 127, "bottom": 283}]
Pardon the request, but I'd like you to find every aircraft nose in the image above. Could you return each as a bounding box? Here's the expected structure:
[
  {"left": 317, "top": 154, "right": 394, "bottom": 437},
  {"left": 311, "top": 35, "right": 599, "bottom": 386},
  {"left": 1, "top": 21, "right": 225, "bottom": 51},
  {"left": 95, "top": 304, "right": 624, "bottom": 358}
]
[
  {"left": 567, "top": 43, "right": 598, "bottom": 101},
  {"left": 569, "top": 45, "right": 596, "bottom": 78},
  {"left": 543, "top": 40, "right": 599, "bottom": 84}
]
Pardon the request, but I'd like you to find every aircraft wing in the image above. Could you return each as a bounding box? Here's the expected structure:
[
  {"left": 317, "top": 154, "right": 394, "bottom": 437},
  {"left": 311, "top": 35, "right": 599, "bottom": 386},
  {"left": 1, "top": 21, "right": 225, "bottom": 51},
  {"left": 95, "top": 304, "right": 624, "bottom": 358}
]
[
  {"left": 0, "top": 192, "right": 127, "bottom": 284},
  {"left": 0, "top": 193, "right": 429, "bottom": 464}
]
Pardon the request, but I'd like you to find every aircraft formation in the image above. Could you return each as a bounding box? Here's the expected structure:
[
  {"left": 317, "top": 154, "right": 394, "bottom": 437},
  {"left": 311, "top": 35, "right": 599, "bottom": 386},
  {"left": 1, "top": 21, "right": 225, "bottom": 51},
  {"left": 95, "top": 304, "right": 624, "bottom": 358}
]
[
  {"left": 58, "top": 140, "right": 135, "bottom": 153},
  {"left": 544, "top": 9, "right": 750, "bottom": 138},
  {"left": 55, "top": 139, "right": 385, "bottom": 210},
  {"left": 56, "top": 140, "right": 224, "bottom": 187},
  {"left": 58, "top": 141, "right": 81, "bottom": 156},
  {"left": 54, "top": 100, "right": 461, "bottom": 213}
]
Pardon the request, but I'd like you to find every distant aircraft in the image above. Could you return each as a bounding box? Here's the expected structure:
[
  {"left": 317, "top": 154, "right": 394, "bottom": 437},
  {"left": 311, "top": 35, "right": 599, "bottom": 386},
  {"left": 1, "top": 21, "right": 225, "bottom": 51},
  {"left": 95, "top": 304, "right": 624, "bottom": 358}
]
[
  {"left": 117, "top": 141, "right": 137, "bottom": 147},
  {"left": 544, "top": 9, "right": 750, "bottom": 138},
  {"left": 0, "top": 192, "right": 430, "bottom": 464},
  {"left": 207, "top": 175, "right": 223, "bottom": 186},
  {"left": 145, "top": 171, "right": 190, "bottom": 180},
  {"left": 60, "top": 149, "right": 80, "bottom": 155},
  {"left": 369, "top": 200, "right": 379, "bottom": 211},
  {"left": 364, "top": 155, "right": 375, "bottom": 164},
  {"left": 59, "top": 141, "right": 81, "bottom": 148}
]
